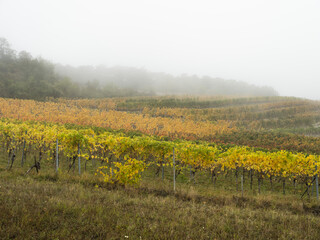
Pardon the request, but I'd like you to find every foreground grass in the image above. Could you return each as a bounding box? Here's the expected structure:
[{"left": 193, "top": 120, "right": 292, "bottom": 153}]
[{"left": 1, "top": 169, "right": 320, "bottom": 239}]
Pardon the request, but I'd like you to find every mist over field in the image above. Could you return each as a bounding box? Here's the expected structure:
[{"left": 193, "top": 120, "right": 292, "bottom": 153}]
[
  {"left": 0, "top": 0, "right": 319, "bottom": 99},
  {"left": 3, "top": 2, "right": 320, "bottom": 239}
]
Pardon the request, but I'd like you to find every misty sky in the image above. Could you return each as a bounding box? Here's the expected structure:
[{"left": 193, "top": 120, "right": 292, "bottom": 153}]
[{"left": 0, "top": 0, "right": 319, "bottom": 99}]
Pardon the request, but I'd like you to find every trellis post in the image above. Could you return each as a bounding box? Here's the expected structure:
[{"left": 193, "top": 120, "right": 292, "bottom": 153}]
[
  {"left": 55, "top": 139, "right": 59, "bottom": 173},
  {"left": 173, "top": 147, "right": 175, "bottom": 192},
  {"left": 316, "top": 165, "right": 319, "bottom": 200},
  {"left": 78, "top": 142, "right": 81, "bottom": 175}
]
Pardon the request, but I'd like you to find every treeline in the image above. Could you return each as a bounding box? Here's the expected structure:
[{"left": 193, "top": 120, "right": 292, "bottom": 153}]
[
  {"left": 55, "top": 65, "right": 278, "bottom": 97},
  {"left": 0, "top": 38, "right": 144, "bottom": 100},
  {"left": 0, "top": 37, "right": 278, "bottom": 100}
]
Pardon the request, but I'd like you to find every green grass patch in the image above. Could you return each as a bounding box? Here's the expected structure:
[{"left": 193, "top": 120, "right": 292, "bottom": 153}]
[{"left": 1, "top": 165, "right": 320, "bottom": 239}]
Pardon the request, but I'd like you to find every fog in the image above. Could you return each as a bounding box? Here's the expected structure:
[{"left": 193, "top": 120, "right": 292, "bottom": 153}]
[{"left": 0, "top": 0, "right": 319, "bottom": 99}]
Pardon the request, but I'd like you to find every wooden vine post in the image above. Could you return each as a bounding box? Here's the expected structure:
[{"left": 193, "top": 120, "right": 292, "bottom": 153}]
[
  {"left": 316, "top": 164, "right": 319, "bottom": 200},
  {"left": 161, "top": 155, "right": 164, "bottom": 180},
  {"left": 56, "top": 139, "right": 59, "bottom": 173},
  {"left": 21, "top": 131, "right": 27, "bottom": 167},
  {"left": 173, "top": 147, "right": 175, "bottom": 192},
  {"left": 241, "top": 173, "right": 244, "bottom": 197},
  {"left": 250, "top": 169, "right": 253, "bottom": 190},
  {"left": 78, "top": 142, "right": 81, "bottom": 175}
]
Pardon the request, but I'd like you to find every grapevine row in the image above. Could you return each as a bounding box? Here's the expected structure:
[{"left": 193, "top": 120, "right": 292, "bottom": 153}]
[
  {"left": 0, "top": 119, "right": 318, "bottom": 186},
  {"left": 0, "top": 98, "right": 237, "bottom": 141}
]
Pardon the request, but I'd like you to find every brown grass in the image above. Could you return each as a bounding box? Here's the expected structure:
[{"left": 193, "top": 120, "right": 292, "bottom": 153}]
[{"left": 1, "top": 168, "right": 320, "bottom": 239}]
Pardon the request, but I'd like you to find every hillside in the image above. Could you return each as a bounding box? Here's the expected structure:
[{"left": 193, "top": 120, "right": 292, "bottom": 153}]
[
  {"left": 55, "top": 64, "right": 278, "bottom": 96},
  {"left": 0, "top": 38, "right": 278, "bottom": 100},
  {"left": 1, "top": 95, "right": 320, "bottom": 239}
]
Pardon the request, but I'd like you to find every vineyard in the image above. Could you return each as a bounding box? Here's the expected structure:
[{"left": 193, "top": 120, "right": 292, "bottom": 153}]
[
  {"left": 2, "top": 119, "right": 319, "bottom": 183},
  {"left": 2, "top": 3, "right": 320, "bottom": 236},
  {"left": 0, "top": 98, "right": 236, "bottom": 140},
  {"left": 2, "top": 96, "right": 320, "bottom": 239},
  {"left": 2, "top": 96, "right": 320, "bottom": 195}
]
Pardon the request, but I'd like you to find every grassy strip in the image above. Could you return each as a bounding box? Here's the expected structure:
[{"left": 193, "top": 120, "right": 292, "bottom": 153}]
[{"left": 1, "top": 169, "right": 320, "bottom": 239}]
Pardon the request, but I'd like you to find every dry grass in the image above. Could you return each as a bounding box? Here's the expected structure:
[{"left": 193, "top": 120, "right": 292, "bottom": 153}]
[{"left": 1, "top": 167, "right": 320, "bottom": 239}]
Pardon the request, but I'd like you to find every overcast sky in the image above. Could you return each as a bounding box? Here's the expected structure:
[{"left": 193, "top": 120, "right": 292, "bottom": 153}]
[{"left": 0, "top": 0, "right": 319, "bottom": 99}]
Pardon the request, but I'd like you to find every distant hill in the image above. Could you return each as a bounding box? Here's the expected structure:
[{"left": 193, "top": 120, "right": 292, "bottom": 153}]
[
  {"left": 0, "top": 38, "right": 143, "bottom": 100},
  {"left": 55, "top": 65, "right": 278, "bottom": 97},
  {"left": 0, "top": 37, "right": 278, "bottom": 100}
]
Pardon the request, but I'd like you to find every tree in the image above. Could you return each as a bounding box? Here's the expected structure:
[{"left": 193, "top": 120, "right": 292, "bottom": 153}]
[{"left": 0, "top": 38, "right": 15, "bottom": 59}]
